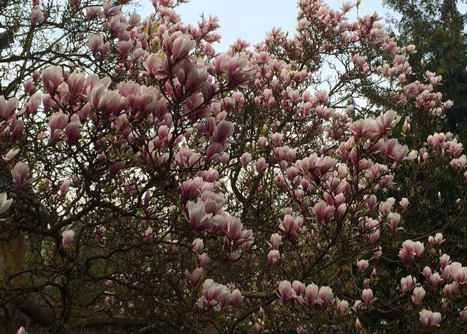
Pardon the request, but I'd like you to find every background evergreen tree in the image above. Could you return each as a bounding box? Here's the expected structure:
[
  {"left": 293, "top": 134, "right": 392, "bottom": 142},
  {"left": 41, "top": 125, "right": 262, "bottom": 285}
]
[
  {"left": 384, "top": 0, "right": 467, "bottom": 141},
  {"left": 381, "top": 0, "right": 467, "bottom": 305}
]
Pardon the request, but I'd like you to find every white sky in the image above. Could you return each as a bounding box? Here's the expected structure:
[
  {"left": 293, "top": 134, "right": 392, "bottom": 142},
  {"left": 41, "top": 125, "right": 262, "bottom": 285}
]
[{"left": 139, "top": 0, "right": 394, "bottom": 52}]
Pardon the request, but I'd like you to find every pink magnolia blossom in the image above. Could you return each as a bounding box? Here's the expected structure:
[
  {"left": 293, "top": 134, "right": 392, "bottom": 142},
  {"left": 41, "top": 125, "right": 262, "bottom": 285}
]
[
  {"left": 31, "top": 5, "right": 43, "bottom": 25},
  {"left": 240, "top": 152, "right": 252, "bottom": 166},
  {"left": 440, "top": 254, "right": 450, "bottom": 270},
  {"left": 313, "top": 200, "right": 334, "bottom": 224},
  {"left": 88, "top": 84, "right": 123, "bottom": 116},
  {"left": 24, "top": 92, "right": 41, "bottom": 116},
  {"left": 10, "top": 118, "right": 23, "bottom": 142},
  {"left": 353, "top": 300, "right": 363, "bottom": 313},
  {"left": 460, "top": 308, "right": 467, "bottom": 321},
  {"left": 443, "top": 283, "right": 457, "bottom": 299},
  {"left": 378, "top": 197, "right": 395, "bottom": 216},
  {"left": 442, "top": 262, "right": 460, "bottom": 281},
  {"left": 0, "top": 96, "right": 18, "bottom": 119},
  {"left": 192, "top": 238, "right": 204, "bottom": 253},
  {"left": 398, "top": 248, "right": 413, "bottom": 264},
  {"left": 49, "top": 112, "right": 68, "bottom": 140},
  {"left": 365, "top": 194, "right": 377, "bottom": 211},
  {"left": 305, "top": 283, "right": 318, "bottom": 307},
  {"left": 181, "top": 177, "right": 205, "bottom": 197},
  {"left": 369, "top": 230, "right": 380, "bottom": 243},
  {"left": 197, "top": 253, "right": 209, "bottom": 268},
  {"left": 399, "top": 240, "right": 424, "bottom": 264},
  {"left": 412, "top": 286, "right": 426, "bottom": 305},
  {"left": 271, "top": 133, "right": 283, "bottom": 146},
  {"left": 318, "top": 286, "right": 333, "bottom": 308},
  {"left": 362, "top": 288, "right": 373, "bottom": 306},
  {"left": 201, "top": 279, "right": 230, "bottom": 308},
  {"left": 95, "top": 226, "right": 106, "bottom": 242},
  {"left": 434, "top": 233, "right": 445, "bottom": 245},
  {"left": 206, "top": 142, "right": 224, "bottom": 162},
  {"left": 374, "top": 247, "right": 382, "bottom": 260},
  {"left": 387, "top": 212, "right": 401, "bottom": 232},
  {"left": 231, "top": 289, "right": 243, "bottom": 307},
  {"left": 413, "top": 241, "right": 425, "bottom": 256},
  {"left": 171, "top": 34, "right": 196, "bottom": 59},
  {"left": 128, "top": 12, "right": 141, "bottom": 27},
  {"left": 62, "top": 230, "right": 75, "bottom": 246},
  {"left": 186, "top": 200, "right": 212, "bottom": 231},
  {"left": 86, "top": 6, "right": 101, "bottom": 18},
  {"left": 430, "top": 273, "right": 443, "bottom": 287},
  {"left": 11, "top": 162, "right": 29, "bottom": 188},
  {"left": 292, "top": 280, "right": 306, "bottom": 296},
  {"left": 279, "top": 280, "right": 295, "bottom": 304},
  {"left": 296, "top": 326, "right": 307, "bottom": 334},
  {"left": 0, "top": 193, "right": 12, "bottom": 215},
  {"left": 422, "top": 266, "right": 432, "bottom": 280},
  {"left": 263, "top": 88, "right": 272, "bottom": 100},
  {"left": 42, "top": 94, "right": 56, "bottom": 112},
  {"left": 201, "top": 191, "right": 224, "bottom": 215},
  {"left": 144, "top": 53, "right": 169, "bottom": 79},
  {"left": 64, "top": 120, "right": 81, "bottom": 143},
  {"left": 17, "top": 327, "right": 27, "bottom": 334},
  {"left": 400, "top": 275, "right": 416, "bottom": 292},
  {"left": 363, "top": 279, "right": 370, "bottom": 289},
  {"left": 420, "top": 310, "right": 441, "bottom": 329},
  {"left": 116, "top": 40, "right": 133, "bottom": 57},
  {"left": 88, "top": 34, "right": 104, "bottom": 53},
  {"left": 257, "top": 136, "right": 267, "bottom": 148},
  {"left": 454, "top": 266, "right": 467, "bottom": 285},
  {"left": 214, "top": 54, "right": 255, "bottom": 88},
  {"left": 226, "top": 218, "right": 243, "bottom": 239},
  {"left": 444, "top": 99, "right": 454, "bottom": 109},
  {"left": 269, "top": 233, "right": 282, "bottom": 249},
  {"left": 267, "top": 249, "right": 280, "bottom": 266},
  {"left": 213, "top": 120, "right": 234, "bottom": 144},
  {"left": 389, "top": 143, "right": 409, "bottom": 164},
  {"left": 41, "top": 66, "right": 63, "bottom": 94},
  {"left": 256, "top": 157, "right": 268, "bottom": 172},
  {"left": 254, "top": 323, "right": 263, "bottom": 334},
  {"left": 357, "top": 259, "right": 369, "bottom": 273},
  {"left": 355, "top": 318, "right": 362, "bottom": 333},
  {"left": 336, "top": 299, "right": 349, "bottom": 313},
  {"left": 59, "top": 179, "right": 71, "bottom": 197},
  {"left": 109, "top": 161, "right": 126, "bottom": 178},
  {"left": 1, "top": 1, "right": 463, "bottom": 331},
  {"left": 280, "top": 214, "right": 294, "bottom": 234},
  {"left": 185, "top": 268, "right": 203, "bottom": 286},
  {"left": 375, "top": 110, "right": 400, "bottom": 135},
  {"left": 349, "top": 119, "right": 376, "bottom": 138}
]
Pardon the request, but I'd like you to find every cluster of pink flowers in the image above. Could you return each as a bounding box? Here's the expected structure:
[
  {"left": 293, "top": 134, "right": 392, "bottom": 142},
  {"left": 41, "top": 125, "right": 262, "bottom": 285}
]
[
  {"left": 183, "top": 170, "right": 254, "bottom": 265},
  {"left": 8, "top": 0, "right": 467, "bottom": 332},
  {"left": 197, "top": 279, "right": 241, "bottom": 310},
  {"left": 279, "top": 280, "right": 334, "bottom": 308}
]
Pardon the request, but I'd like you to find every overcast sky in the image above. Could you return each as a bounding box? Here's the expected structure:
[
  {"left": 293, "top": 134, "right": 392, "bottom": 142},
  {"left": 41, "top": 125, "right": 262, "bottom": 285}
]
[{"left": 140, "top": 0, "right": 395, "bottom": 52}]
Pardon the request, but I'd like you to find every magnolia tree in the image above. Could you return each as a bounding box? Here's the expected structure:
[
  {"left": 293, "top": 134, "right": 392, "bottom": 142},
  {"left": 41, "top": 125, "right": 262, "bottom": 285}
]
[
  {"left": 1, "top": 0, "right": 467, "bottom": 333},
  {"left": 1, "top": 0, "right": 140, "bottom": 101}
]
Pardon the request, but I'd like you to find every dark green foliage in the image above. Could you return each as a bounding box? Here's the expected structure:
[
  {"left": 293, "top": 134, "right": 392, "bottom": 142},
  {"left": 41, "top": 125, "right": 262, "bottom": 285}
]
[
  {"left": 384, "top": 0, "right": 467, "bottom": 141},
  {"left": 382, "top": 0, "right": 467, "bottom": 267}
]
